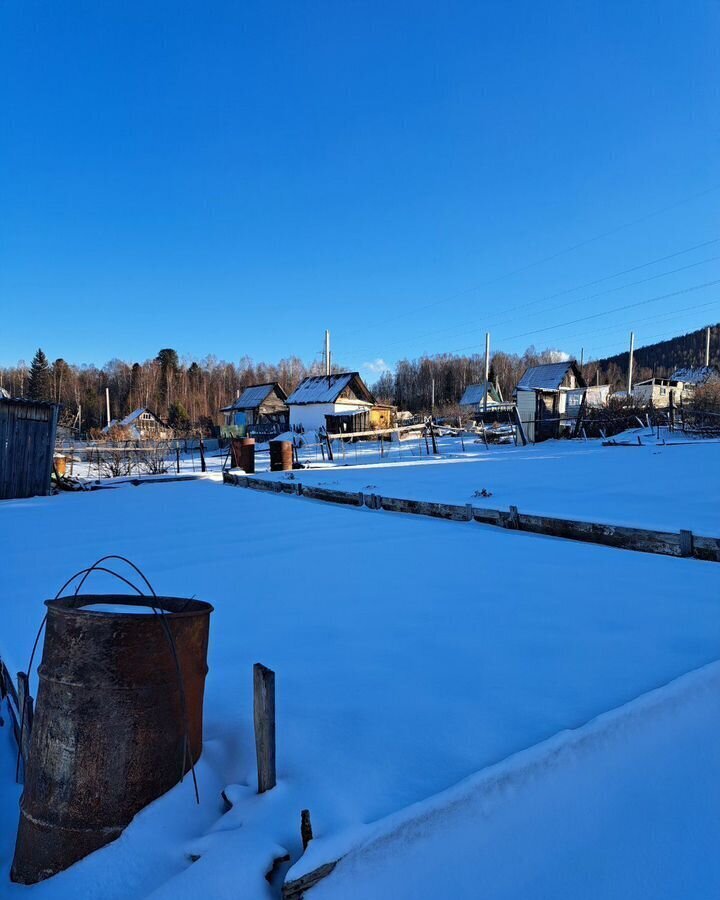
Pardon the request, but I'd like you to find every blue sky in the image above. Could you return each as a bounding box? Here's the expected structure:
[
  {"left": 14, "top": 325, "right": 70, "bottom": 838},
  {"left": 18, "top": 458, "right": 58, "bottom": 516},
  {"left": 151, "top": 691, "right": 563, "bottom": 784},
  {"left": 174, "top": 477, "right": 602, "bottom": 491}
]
[{"left": 2, "top": 1, "right": 719, "bottom": 376}]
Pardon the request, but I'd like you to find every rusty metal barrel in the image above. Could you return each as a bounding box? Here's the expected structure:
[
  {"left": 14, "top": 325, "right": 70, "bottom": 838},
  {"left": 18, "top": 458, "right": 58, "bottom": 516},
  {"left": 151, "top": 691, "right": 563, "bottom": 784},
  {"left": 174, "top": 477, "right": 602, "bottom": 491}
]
[
  {"left": 269, "top": 440, "right": 293, "bottom": 472},
  {"left": 11, "top": 594, "right": 213, "bottom": 884},
  {"left": 230, "top": 436, "right": 255, "bottom": 473}
]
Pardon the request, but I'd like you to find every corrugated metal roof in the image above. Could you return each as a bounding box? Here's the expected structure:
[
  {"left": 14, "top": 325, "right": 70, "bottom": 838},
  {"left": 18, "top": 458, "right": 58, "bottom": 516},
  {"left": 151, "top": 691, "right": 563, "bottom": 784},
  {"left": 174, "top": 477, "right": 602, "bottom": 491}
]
[
  {"left": 286, "top": 373, "right": 371, "bottom": 405},
  {"left": 670, "top": 366, "right": 719, "bottom": 385},
  {"left": 459, "top": 382, "right": 502, "bottom": 406},
  {"left": 517, "top": 362, "right": 576, "bottom": 391},
  {"left": 228, "top": 383, "right": 282, "bottom": 410}
]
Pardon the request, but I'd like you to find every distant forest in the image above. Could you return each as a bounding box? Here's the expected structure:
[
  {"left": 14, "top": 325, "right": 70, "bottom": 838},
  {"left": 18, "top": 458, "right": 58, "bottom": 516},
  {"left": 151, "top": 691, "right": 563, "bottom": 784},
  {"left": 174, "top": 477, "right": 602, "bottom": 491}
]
[{"left": 1, "top": 324, "right": 717, "bottom": 430}]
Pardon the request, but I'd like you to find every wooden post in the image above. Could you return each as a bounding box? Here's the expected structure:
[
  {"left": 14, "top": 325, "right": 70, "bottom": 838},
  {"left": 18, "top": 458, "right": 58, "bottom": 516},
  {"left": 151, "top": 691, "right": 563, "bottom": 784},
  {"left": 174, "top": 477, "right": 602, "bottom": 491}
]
[
  {"left": 430, "top": 424, "right": 438, "bottom": 454},
  {"left": 198, "top": 435, "right": 206, "bottom": 473},
  {"left": 301, "top": 809, "right": 313, "bottom": 850},
  {"left": 253, "top": 663, "right": 276, "bottom": 793},
  {"left": 679, "top": 529, "right": 694, "bottom": 558},
  {"left": 175, "top": 447, "right": 180, "bottom": 474},
  {"left": 17, "top": 671, "right": 33, "bottom": 784}
]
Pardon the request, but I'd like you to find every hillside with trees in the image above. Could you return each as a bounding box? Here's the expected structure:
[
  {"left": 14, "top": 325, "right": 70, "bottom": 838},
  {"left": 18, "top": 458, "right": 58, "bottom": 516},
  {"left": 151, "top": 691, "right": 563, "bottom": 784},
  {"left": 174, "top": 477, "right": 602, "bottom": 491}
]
[{"left": 584, "top": 323, "right": 720, "bottom": 389}]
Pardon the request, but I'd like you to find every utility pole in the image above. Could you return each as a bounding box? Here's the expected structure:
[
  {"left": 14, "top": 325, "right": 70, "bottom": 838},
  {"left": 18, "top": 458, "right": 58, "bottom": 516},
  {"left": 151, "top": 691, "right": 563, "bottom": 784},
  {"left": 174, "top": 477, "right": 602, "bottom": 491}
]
[
  {"left": 580, "top": 347, "right": 584, "bottom": 368},
  {"left": 324, "top": 330, "right": 331, "bottom": 377},
  {"left": 105, "top": 387, "right": 111, "bottom": 427},
  {"left": 484, "top": 332, "right": 490, "bottom": 414},
  {"left": 705, "top": 325, "right": 711, "bottom": 367},
  {"left": 431, "top": 376, "right": 435, "bottom": 414},
  {"left": 627, "top": 331, "right": 635, "bottom": 397}
]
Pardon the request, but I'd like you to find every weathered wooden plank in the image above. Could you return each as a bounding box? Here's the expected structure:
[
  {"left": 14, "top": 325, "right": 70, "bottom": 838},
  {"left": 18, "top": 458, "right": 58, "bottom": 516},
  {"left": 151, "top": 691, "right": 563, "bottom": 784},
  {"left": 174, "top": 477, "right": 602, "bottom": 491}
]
[
  {"left": 16, "top": 671, "right": 33, "bottom": 783},
  {"left": 282, "top": 861, "right": 339, "bottom": 900},
  {"left": 302, "top": 486, "right": 363, "bottom": 506},
  {"left": 253, "top": 663, "right": 276, "bottom": 794},
  {"left": 379, "top": 496, "right": 474, "bottom": 521},
  {"left": 222, "top": 477, "right": 720, "bottom": 563}
]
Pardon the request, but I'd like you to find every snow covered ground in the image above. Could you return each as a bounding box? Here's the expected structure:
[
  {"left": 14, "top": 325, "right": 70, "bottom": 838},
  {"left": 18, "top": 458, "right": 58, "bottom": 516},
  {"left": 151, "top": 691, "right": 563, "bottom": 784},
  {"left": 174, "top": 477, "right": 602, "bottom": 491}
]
[
  {"left": 302, "top": 660, "right": 720, "bottom": 900},
  {"left": 0, "top": 477, "right": 718, "bottom": 898},
  {"left": 259, "top": 432, "right": 720, "bottom": 535}
]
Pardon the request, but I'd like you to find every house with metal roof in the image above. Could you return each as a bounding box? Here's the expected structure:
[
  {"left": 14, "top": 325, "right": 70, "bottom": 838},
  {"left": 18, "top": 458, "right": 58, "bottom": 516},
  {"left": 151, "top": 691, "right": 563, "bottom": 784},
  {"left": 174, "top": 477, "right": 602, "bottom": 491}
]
[
  {"left": 220, "top": 383, "right": 288, "bottom": 433},
  {"left": 286, "top": 372, "right": 375, "bottom": 432},
  {"left": 459, "top": 381, "right": 505, "bottom": 409},
  {"left": 103, "top": 408, "right": 172, "bottom": 440},
  {"left": 515, "top": 360, "right": 586, "bottom": 442}
]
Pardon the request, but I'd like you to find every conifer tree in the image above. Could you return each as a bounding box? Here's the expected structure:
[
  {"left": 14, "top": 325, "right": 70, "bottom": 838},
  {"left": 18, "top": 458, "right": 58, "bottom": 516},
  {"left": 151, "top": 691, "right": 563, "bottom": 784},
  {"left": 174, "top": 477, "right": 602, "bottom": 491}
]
[{"left": 28, "top": 348, "right": 53, "bottom": 402}]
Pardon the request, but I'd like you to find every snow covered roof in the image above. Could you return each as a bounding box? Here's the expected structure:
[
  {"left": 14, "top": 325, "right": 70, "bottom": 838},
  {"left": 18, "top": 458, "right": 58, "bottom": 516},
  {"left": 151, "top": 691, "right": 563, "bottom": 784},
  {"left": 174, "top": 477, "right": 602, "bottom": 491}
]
[
  {"left": 119, "top": 408, "right": 161, "bottom": 426},
  {"left": 459, "top": 382, "right": 503, "bottom": 406},
  {"left": 670, "top": 366, "right": 719, "bottom": 385},
  {"left": 102, "top": 408, "right": 166, "bottom": 432},
  {"left": 516, "top": 361, "right": 583, "bottom": 391},
  {"left": 221, "top": 383, "right": 287, "bottom": 412},
  {"left": 286, "top": 373, "right": 375, "bottom": 405}
]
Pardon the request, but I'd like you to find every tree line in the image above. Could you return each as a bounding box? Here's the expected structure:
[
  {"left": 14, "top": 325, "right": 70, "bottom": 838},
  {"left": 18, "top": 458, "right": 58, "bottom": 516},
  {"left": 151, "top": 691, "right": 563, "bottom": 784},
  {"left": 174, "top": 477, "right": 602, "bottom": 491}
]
[
  {"left": 0, "top": 349, "right": 322, "bottom": 432},
  {"left": 2, "top": 323, "right": 715, "bottom": 431}
]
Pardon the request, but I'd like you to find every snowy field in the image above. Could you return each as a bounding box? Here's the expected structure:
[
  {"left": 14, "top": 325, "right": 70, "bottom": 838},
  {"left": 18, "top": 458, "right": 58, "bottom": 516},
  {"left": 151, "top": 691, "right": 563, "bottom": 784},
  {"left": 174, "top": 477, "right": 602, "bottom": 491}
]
[
  {"left": 1, "top": 477, "right": 718, "bottom": 898},
  {"left": 259, "top": 432, "right": 720, "bottom": 535},
  {"left": 304, "top": 661, "right": 720, "bottom": 900}
]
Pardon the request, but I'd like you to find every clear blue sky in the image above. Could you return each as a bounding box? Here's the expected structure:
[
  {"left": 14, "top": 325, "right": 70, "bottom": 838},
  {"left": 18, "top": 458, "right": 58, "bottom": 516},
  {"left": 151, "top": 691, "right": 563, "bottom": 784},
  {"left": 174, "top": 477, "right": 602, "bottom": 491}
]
[{"left": 2, "top": 1, "right": 719, "bottom": 376}]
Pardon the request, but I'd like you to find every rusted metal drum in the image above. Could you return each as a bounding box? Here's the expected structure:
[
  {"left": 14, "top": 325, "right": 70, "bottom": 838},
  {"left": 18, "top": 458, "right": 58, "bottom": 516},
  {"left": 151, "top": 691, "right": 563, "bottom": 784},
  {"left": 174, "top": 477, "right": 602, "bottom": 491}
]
[
  {"left": 269, "top": 440, "right": 293, "bottom": 472},
  {"left": 11, "top": 594, "right": 213, "bottom": 884},
  {"left": 230, "top": 437, "right": 255, "bottom": 473},
  {"left": 240, "top": 437, "right": 255, "bottom": 473},
  {"left": 53, "top": 455, "right": 67, "bottom": 477}
]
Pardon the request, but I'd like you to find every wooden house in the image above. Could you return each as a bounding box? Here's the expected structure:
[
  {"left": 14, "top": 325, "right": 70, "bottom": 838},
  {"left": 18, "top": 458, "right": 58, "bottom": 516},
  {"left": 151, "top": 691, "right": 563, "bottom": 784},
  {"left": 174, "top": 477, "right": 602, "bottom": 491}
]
[
  {"left": 104, "top": 408, "right": 172, "bottom": 440},
  {"left": 515, "top": 361, "right": 586, "bottom": 442},
  {"left": 286, "top": 373, "right": 375, "bottom": 433},
  {"left": 220, "top": 383, "right": 288, "bottom": 434}
]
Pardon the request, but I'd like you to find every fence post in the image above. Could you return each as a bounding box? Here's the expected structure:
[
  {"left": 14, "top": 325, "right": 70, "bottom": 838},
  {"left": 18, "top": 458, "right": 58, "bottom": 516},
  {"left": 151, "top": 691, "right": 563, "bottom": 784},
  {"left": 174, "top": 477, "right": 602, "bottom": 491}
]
[
  {"left": 679, "top": 529, "right": 694, "bottom": 558},
  {"left": 17, "top": 672, "right": 33, "bottom": 784},
  {"left": 253, "top": 663, "right": 276, "bottom": 793},
  {"left": 301, "top": 809, "right": 314, "bottom": 850},
  {"left": 175, "top": 447, "right": 180, "bottom": 474}
]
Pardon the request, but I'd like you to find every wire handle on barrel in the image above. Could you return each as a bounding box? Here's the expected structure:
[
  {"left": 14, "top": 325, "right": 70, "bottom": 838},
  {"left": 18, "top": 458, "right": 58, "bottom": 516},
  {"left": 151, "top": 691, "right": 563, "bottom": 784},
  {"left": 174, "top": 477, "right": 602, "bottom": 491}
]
[{"left": 17, "top": 557, "right": 200, "bottom": 804}]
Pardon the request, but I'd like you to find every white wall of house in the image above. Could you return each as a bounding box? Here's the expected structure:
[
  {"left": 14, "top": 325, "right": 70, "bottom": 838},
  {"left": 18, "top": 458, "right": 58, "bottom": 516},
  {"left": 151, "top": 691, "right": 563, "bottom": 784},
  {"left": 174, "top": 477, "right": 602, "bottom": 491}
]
[
  {"left": 632, "top": 382, "right": 683, "bottom": 408},
  {"left": 289, "top": 401, "right": 372, "bottom": 432}
]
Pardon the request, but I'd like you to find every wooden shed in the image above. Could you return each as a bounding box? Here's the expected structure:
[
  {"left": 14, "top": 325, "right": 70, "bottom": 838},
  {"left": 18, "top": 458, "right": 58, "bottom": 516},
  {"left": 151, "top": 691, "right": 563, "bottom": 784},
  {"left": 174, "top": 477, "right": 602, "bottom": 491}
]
[
  {"left": 220, "top": 383, "right": 289, "bottom": 438},
  {"left": 0, "top": 398, "right": 60, "bottom": 500},
  {"left": 369, "top": 404, "right": 397, "bottom": 430},
  {"left": 515, "top": 361, "right": 586, "bottom": 442}
]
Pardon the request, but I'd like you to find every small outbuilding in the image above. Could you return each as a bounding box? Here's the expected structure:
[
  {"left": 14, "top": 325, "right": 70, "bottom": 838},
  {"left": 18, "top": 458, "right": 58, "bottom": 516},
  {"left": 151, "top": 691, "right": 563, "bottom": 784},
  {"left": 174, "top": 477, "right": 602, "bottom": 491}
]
[
  {"left": 286, "top": 372, "right": 375, "bottom": 433},
  {"left": 515, "top": 360, "right": 586, "bottom": 442},
  {"left": 220, "top": 383, "right": 288, "bottom": 435},
  {"left": 1, "top": 398, "right": 60, "bottom": 500}
]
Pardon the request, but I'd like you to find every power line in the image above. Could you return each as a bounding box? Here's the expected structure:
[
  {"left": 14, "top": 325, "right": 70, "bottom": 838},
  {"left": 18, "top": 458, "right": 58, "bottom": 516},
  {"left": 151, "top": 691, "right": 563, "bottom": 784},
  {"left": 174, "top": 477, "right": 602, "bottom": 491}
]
[
  {"left": 343, "top": 183, "right": 720, "bottom": 340},
  {"left": 350, "top": 245, "right": 720, "bottom": 357},
  {"left": 442, "top": 279, "right": 720, "bottom": 355},
  {"left": 553, "top": 301, "right": 720, "bottom": 356}
]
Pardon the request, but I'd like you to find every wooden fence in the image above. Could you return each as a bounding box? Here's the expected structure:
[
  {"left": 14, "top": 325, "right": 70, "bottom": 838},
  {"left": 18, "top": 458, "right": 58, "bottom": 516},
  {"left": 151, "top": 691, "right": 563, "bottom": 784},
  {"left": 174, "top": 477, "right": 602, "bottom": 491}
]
[
  {"left": 0, "top": 658, "right": 33, "bottom": 781},
  {"left": 0, "top": 399, "right": 60, "bottom": 500},
  {"left": 223, "top": 472, "right": 720, "bottom": 563}
]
